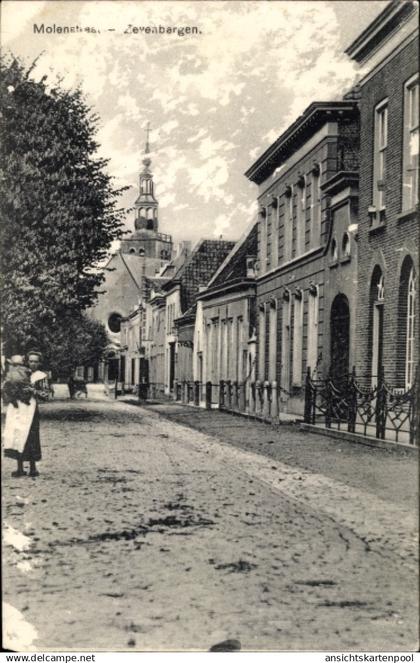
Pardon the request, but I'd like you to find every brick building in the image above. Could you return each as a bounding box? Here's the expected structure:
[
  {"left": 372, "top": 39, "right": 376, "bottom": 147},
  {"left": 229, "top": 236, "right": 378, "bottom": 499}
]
[
  {"left": 346, "top": 0, "right": 419, "bottom": 388},
  {"left": 245, "top": 101, "right": 360, "bottom": 415}
]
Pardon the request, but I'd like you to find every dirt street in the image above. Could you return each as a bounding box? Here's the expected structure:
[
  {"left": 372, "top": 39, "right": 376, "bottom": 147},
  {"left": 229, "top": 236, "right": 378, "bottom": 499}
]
[{"left": 2, "top": 397, "right": 418, "bottom": 652}]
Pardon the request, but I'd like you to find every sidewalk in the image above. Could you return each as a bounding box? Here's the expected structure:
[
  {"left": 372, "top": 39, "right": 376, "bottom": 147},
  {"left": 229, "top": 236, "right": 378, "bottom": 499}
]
[{"left": 140, "top": 400, "right": 418, "bottom": 509}]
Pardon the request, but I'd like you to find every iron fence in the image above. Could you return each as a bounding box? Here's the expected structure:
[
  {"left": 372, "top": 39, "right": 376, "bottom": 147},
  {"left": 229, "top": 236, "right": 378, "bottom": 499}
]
[{"left": 304, "top": 367, "right": 418, "bottom": 445}]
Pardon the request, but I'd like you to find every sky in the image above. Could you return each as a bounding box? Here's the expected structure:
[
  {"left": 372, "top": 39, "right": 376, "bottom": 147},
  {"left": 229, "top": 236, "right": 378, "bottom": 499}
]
[{"left": 2, "top": 0, "right": 389, "bottom": 246}]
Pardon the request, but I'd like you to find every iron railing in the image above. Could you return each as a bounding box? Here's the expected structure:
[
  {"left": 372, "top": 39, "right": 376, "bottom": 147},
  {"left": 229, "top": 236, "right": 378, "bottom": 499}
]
[{"left": 304, "top": 367, "right": 418, "bottom": 446}]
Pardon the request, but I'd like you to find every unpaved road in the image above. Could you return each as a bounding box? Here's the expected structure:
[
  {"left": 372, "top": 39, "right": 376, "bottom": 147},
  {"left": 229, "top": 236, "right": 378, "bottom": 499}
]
[{"left": 2, "top": 399, "right": 418, "bottom": 651}]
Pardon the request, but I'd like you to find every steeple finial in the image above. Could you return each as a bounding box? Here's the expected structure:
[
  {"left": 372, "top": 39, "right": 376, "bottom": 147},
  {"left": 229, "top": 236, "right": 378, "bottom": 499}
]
[{"left": 145, "top": 121, "right": 151, "bottom": 154}]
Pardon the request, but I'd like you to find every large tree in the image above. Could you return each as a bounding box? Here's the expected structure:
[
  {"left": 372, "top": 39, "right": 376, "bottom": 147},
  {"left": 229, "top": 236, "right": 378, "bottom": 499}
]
[
  {"left": 0, "top": 55, "right": 126, "bottom": 359},
  {"left": 45, "top": 313, "right": 109, "bottom": 380}
]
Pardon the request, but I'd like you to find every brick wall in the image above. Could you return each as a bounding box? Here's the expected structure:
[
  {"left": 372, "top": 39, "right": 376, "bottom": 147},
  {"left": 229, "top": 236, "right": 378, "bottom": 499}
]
[{"left": 355, "top": 37, "right": 419, "bottom": 383}]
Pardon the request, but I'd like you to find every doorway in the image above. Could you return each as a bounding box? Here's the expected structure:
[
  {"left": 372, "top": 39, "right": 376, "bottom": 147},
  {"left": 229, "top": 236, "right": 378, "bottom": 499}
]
[{"left": 330, "top": 294, "right": 350, "bottom": 383}]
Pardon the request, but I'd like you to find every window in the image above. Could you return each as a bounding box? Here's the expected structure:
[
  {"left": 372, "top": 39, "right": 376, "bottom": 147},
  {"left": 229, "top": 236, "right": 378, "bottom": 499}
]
[
  {"left": 370, "top": 267, "right": 385, "bottom": 385},
  {"left": 268, "top": 301, "right": 277, "bottom": 381},
  {"left": 307, "top": 287, "right": 319, "bottom": 373},
  {"left": 292, "top": 293, "right": 303, "bottom": 386},
  {"left": 266, "top": 207, "right": 272, "bottom": 270},
  {"left": 271, "top": 197, "right": 279, "bottom": 267},
  {"left": 342, "top": 233, "right": 351, "bottom": 258},
  {"left": 398, "top": 258, "right": 417, "bottom": 389},
  {"left": 402, "top": 75, "right": 419, "bottom": 211},
  {"left": 373, "top": 100, "right": 388, "bottom": 216},
  {"left": 258, "top": 304, "right": 266, "bottom": 381},
  {"left": 108, "top": 312, "right": 122, "bottom": 334},
  {"left": 283, "top": 186, "right": 293, "bottom": 262},
  {"left": 331, "top": 238, "right": 338, "bottom": 262},
  {"left": 310, "top": 165, "right": 321, "bottom": 248},
  {"left": 296, "top": 176, "right": 306, "bottom": 256},
  {"left": 406, "top": 268, "right": 416, "bottom": 389},
  {"left": 280, "top": 296, "right": 291, "bottom": 400},
  {"left": 259, "top": 207, "right": 267, "bottom": 275}
]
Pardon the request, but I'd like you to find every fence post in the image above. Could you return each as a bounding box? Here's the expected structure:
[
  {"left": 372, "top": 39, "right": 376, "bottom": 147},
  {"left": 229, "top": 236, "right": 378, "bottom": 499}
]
[
  {"left": 262, "top": 381, "right": 270, "bottom": 418},
  {"left": 348, "top": 366, "right": 357, "bottom": 433},
  {"left": 375, "top": 366, "right": 386, "bottom": 439},
  {"left": 232, "top": 381, "right": 238, "bottom": 409},
  {"left": 304, "top": 367, "right": 312, "bottom": 423},
  {"left": 205, "top": 381, "right": 212, "bottom": 410},
  {"left": 194, "top": 381, "right": 200, "bottom": 406},
  {"left": 411, "top": 366, "right": 419, "bottom": 445},
  {"left": 248, "top": 381, "right": 255, "bottom": 414},
  {"left": 239, "top": 382, "right": 246, "bottom": 412},
  {"left": 225, "top": 380, "right": 231, "bottom": 409},
  {"left": 325, "top": 368, "right": 332, "bottom": 428},
  {"left": 271, "top": 381, "right": 278, "bottom": 419},
  {"left": 219, "top": 380, "right": 225, "bottom": 409}
]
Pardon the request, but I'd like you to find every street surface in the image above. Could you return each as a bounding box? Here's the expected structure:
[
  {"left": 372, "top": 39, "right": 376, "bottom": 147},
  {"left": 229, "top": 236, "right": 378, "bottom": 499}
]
[{"left": 2, "top": 393, "right": 418, "bottom": 651}]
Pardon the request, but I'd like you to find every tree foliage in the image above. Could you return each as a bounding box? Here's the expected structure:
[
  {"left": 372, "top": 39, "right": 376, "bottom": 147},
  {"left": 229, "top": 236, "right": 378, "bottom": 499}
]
[
  {"left": 0, "top": 55, "right": 126, "bottom": 359},
  {"left": 45, "top": 313, "right": 109, "bottom": 379}
]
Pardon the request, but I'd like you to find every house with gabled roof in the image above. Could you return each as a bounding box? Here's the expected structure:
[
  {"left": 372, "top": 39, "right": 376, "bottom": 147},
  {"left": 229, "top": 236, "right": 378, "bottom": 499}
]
[
  {"left": 162, "top": 238, "right": 235, "bottom": 395},
  {"left": 188, "top": 223, "right": 258, "bottom": 408}
]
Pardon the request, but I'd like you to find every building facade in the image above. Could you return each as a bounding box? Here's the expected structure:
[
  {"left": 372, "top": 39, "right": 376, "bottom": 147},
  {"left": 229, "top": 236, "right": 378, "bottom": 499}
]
[
  {"left": 245, "top": 102, "right": 360, "bottom": 415},
  {"left": 192, "top": 223, "right": 258, "bottom": 408},
  {"left": 162, "top": 239, "right": 235, "bottom": 395},
  {"left": 346, "top": 0, "right": 419, "bottom": 388},
  {"left": 88, "top": 136, "right": 173, "bottom": 382}
]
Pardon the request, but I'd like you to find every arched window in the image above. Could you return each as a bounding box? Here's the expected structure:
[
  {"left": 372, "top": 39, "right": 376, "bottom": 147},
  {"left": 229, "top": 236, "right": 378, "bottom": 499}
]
[
  {"left": 406, "top": 268, "right": 416, "bottom": 388},
  {"left": 330, "top": 294, "right": 350, "bottom": 382},
  {"left": 129, "top": 248, "right": 136, "bottom": 254},
  {"left": 369, "top": 267, "right": 385, "bottom": 384},
  {"left": 398, "top": 257, "right": 417, "bottom": 389},
  {"left": 342, "top": 233, "right": 351, "bottom": 258}
]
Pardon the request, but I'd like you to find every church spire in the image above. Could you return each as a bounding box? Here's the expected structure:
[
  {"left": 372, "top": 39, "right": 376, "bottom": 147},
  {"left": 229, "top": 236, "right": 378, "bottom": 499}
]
[{"left": 134, "top": 122, "right": 159, "bottom": 232}]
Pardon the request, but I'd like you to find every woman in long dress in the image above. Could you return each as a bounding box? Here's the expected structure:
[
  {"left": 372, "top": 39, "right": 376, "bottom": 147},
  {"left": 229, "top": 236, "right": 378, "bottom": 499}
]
[{"left": 3, "top": 351, "right": 49, "bottom": 478}]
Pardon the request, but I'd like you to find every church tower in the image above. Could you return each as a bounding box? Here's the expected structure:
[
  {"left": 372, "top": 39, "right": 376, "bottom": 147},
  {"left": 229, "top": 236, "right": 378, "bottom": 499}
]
[
  {"left": 134, "top": 122, "right": 159, "bottom": 232},
  {"left": 121, "top": 123, "right": 172, "bottom": 264}
]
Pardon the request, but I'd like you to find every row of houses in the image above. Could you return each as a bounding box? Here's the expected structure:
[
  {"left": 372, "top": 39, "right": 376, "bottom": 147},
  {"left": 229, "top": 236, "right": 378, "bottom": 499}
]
[{"left": 92, "top": 1, "right": 418, "bottom": 443}]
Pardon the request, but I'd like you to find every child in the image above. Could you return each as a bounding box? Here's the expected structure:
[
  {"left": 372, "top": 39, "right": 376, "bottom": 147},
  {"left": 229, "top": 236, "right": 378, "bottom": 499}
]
[{"left": 2, "top": 355, "right": 33, "bottom": 407}]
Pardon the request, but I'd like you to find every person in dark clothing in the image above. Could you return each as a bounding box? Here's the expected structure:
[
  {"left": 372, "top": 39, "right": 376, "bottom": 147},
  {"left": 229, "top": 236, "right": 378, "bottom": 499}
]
[{"left": 3, "top": 351, "right": 49, "bottom": 478}]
